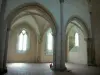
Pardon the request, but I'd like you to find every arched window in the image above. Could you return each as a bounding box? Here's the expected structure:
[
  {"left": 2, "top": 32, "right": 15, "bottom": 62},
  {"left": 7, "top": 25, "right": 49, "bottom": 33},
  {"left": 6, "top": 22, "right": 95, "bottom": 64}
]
[
  {"left": 46, "top": 28, "right": 53, "bottom": 55},
  {"left": 17, "top": 30, "right": 28, "bottom": 52},
  {"left": 75, "top": 33, "right": 79, "bottom": 46}
]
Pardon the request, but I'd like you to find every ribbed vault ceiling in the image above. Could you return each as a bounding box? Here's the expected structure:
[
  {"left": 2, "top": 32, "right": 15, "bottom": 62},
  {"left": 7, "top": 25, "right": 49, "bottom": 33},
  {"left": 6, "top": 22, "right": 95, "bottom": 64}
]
[
  {"left": 11, "top": 9, "right": 51, "bottom": 36},
  {"left": 66, "top": 20, "right": 88, "bottom": 38}
]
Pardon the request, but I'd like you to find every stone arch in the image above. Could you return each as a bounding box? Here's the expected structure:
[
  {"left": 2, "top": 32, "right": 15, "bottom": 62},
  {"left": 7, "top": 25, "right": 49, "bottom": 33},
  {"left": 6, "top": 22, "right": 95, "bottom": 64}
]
[
  {"left": 7, "top": 22, "right": 38, "bottom": 63},
  {"left": 4, "top": 2, "right": 57, "bottom": 68},
  {"left": 65, "top": 16, "right": 90, "bottom": 37},
  {"left": 11, "top": 21, "right": 37, "bottom": 37},
  {"left": 6, "top": 2, "right": 57, "bottom": 33},
  {"left": 65, "top": 16, "right": 91, "bottom": 65}
]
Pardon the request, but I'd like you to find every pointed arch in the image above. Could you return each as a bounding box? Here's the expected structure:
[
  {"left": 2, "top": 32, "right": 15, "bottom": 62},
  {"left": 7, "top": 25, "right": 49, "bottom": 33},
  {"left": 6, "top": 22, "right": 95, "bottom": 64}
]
[
  {"left": 65, "top": 16, "right": 90, "bottom": 38},
  {"left": 6, "top": 2, "right": 57, "bottom": 33},
  {"left": 65, "top": 16, "right": 92, "bottom": 65},
  {"left": 4, "top": 2, "right": 57, "bottom": 66},
  {"left": 45, "top": 28, "right": 53, "bottom": 55},
  {"left": 17, "top": 29, "right": 28, "bottom": 52},
  {"left": 75, "top": 32, "right": 79, "bottom": 47}
]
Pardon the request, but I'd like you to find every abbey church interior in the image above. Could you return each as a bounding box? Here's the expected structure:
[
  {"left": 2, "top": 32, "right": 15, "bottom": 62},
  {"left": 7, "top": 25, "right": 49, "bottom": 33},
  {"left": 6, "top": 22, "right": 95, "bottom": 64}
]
[{"left": 0, "top": 0, "right": 100, "bottom": 75}]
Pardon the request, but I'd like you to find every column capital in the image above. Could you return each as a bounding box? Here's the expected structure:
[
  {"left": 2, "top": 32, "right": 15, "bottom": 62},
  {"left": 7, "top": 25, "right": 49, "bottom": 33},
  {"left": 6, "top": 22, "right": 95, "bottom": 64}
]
[
  {"left": 38, "top": 35, "right": 42, "bottom": 44},
  {"left": 52, "top": 28, "right": 57, "bottom": 37},
  {"left": 84, "top": 38, "right": 93, "bottom": 42}
]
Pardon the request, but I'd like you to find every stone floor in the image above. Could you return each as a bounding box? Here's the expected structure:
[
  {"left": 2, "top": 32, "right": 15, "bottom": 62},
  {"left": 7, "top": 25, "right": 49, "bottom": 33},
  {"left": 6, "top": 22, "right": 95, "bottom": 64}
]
[{"left": 4, "top": 63, "right": 100, "bottom": 75}]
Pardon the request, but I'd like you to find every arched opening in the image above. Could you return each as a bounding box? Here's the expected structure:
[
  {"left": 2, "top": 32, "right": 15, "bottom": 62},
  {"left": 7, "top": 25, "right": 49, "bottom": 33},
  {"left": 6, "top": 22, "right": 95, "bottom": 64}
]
[
  {"left": 75, "top": 33, "right": 79, "bottom": 47},
  {"left": 41, "top": 28, "right": 54, "bottom": 62},
  {"left": 65, "top": 17, "right": 89, "bottom": 65},
  {"left": 45, "top": 28, "right": 53, "bottom": 55},
  {"left": 17, "top": 29, "right": 28, "bottom": 52},
  {"left": 7, "top": 23, "right": 37, "bottom": 63},
  {"left": 4, "top": 3, "right": 56, "bottom": 71}
]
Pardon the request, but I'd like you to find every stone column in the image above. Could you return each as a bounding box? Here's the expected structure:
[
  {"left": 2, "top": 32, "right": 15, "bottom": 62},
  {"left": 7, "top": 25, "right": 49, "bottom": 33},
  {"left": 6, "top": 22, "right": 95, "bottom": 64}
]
[
  {"left": 52, "top": 29, "right": 57, "bottom": 69},
  {"left": 0, "top": 0, "right": 7, "bottom": 73},
  {"left": 91, "top": 0, "right": 100, "bottom": 66},
  {"left": 52, "top": 0, "right": 66, "bottom": 71},
  {"left": 60, "top": 0, "right": 66, "bottom": 70},
  {"left": 37, "top": 35, "right": 41, "bottom": 63},
  {"left": 3, "top": 27, "right": 10, "bottom": 73},
  {"left": 87, "top": 38, "right": 96, "bottom": 66},
  {"left": 37, "top": 41, "right": 41, "bottom": 62},
  {"left": 34, "top": 35, "right": 39, "bottom": 63}
]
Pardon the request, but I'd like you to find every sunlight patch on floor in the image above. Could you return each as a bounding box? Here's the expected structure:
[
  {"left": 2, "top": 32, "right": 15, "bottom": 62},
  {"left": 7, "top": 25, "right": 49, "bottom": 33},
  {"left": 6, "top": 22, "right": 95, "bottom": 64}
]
[{"left": 7, "top": 63, "right": 27, "bottom": 68}]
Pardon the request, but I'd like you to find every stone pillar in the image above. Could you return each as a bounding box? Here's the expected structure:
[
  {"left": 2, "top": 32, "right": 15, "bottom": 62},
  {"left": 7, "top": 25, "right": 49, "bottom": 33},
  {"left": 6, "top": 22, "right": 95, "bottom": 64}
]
[
  {"left": 37, "top": 41, "right": 41, "bottom": 62},
  {"left": 37, "top": 35, "right": 41, "bottom": 62},
  {"left": 87, "top": 0, "right": 96, "bottom": 66},
  {"left": 36, "top": 36, "right": 39, "bottom": 62},
  {"left": 0, "top": 0, "right": 7, "bottom": 74},
  {"left": 52, "top": 0, "right": 66, "bottom": 71},
  {"left": 86, "top": 38, "right": 96, "bottom": 66},
  {"left": 3, "top": 27, "right": 10, "bottom": 73},
  {"left": 91, "top": 0, "right": 100, "bottom": 66},
  {"left": 60, "top": 0, "right": 66, "bottom": 70},
  {"left": 52, "top": 27, "right": 62, "bottom": 70},
  {"left": 52, "top": 29, "right": 57, "bottom": 69}
]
